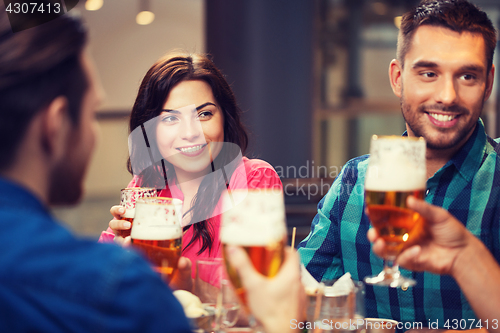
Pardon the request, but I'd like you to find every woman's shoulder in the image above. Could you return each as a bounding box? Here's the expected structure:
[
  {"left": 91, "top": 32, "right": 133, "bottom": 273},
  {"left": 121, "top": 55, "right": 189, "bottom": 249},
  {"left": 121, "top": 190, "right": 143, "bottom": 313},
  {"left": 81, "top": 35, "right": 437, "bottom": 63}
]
[
  {"left": 231, "top": 157, "right": 282, "bottom": 189},
  {"left": 127, "top": 175, "right": 142, "bottom": 188},
  {"left": 242, "top": 157, "right": 277, "bottom": 173}
]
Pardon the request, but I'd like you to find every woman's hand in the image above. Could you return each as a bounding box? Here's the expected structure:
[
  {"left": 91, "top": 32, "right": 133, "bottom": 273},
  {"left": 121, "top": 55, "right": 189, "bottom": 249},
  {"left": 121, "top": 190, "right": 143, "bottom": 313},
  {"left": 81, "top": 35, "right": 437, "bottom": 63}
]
[
  {"left": 169, "top": 257, "right": 193, "bottom": 292},
  {"left": 109, "top": 205, "right": 132, "bottom": 247}
]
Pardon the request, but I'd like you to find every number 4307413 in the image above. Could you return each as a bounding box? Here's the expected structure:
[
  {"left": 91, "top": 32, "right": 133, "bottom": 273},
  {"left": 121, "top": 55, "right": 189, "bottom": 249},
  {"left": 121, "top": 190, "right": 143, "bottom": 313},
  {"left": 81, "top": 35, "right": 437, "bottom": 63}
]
[
  {"left": 444, "top": 319, "right": 499, "bottom": 330},
  {"left": 6, "top": 2, "right": 61, "bottom": 14}
]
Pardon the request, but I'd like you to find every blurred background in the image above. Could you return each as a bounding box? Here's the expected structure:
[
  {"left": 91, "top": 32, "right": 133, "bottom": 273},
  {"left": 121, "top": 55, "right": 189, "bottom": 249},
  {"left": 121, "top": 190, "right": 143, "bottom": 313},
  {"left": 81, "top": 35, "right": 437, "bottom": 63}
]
[{"left": 54, "top": 0, "right": 500, "bottom": 243}]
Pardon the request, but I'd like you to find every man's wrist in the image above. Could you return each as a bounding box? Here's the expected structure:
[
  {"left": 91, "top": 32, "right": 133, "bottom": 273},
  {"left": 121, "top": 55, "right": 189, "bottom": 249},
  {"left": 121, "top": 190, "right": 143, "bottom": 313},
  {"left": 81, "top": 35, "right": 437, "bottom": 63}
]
[{"left": 450, "top": 232, "right": 484, "bottom": 279}]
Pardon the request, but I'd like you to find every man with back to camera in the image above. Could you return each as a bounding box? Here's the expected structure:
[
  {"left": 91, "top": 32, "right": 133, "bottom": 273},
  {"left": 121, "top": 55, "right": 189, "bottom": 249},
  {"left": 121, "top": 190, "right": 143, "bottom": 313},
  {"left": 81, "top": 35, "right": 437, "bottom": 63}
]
[
  {"left": 298, "top": 0, "right": 500, "bottom": 331},
  {"left": 0, "top": 4, "right": 191, "bottom": 332},
  {"left": 0, "top": 2, "right": 303, "bottom": 332}
]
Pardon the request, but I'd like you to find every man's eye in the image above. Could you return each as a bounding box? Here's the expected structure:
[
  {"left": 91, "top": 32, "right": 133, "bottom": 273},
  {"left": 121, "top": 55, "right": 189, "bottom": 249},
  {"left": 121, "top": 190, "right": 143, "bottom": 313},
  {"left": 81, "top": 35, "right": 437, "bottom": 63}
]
[
  {"left": 422, "top": 72, "right": 436, "bottom": 78},
  {"left": 461, "top": 74, "right": 476, "bottom": 81}
]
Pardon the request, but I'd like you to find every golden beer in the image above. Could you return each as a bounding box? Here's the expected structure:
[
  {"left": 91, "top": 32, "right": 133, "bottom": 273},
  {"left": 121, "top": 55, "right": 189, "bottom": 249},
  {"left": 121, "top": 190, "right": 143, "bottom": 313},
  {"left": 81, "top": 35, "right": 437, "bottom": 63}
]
[
  {"left": 131, "top": 237, "right": 182, "bottom": 281},
  {"left": 365, "top": 189, "right": 425, "bottom": 256},
  {"left": 131, "top": 197, "right": 183, "bottom": 282},
  {"left": 119, "top": 216, "right": 134, "bottom": 238},
  {"left": 221, "top": 189, "right": 287, "bottom": 311},
  {"left": 363, "top": 135, "right": 426, "bottom": 287},
  {"left": 223, "top": 239, "right": 285, "bottom": 305}
]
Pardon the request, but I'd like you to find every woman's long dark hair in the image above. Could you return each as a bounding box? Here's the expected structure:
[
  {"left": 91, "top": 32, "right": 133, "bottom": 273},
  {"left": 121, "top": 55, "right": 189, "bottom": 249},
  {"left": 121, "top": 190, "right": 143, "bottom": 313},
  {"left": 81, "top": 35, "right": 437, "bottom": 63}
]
[{"left": 127, "top": 52, "right": 248, "bottom": 255}]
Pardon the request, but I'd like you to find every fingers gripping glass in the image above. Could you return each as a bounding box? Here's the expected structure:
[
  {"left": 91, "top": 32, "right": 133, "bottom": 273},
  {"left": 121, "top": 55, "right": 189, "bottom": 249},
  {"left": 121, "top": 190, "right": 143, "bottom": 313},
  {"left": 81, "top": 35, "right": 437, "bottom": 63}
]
[{"left": 119, "top": 187, "right": 157, "bottom": 238}]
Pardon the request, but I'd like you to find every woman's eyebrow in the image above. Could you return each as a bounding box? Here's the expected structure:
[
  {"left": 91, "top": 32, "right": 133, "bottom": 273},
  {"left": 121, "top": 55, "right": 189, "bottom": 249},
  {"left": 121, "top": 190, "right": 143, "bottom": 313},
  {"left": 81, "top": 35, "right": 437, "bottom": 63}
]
[
  {"left": 196, "top": 102, "right": 216, "bottom": 110},
  {"left": 162, "top": 102, "right": 216, "bottom": 113}
]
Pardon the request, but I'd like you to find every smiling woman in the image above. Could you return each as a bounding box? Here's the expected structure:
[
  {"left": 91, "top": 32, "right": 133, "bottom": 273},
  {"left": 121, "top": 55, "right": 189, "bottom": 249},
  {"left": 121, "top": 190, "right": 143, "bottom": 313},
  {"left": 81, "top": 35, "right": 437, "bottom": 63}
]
[
  {"left": 157, "top": 81, "right": 225, "bottom": 180},
  {"left": 98, "top": 52, "right": 282, "bottom": 284}
]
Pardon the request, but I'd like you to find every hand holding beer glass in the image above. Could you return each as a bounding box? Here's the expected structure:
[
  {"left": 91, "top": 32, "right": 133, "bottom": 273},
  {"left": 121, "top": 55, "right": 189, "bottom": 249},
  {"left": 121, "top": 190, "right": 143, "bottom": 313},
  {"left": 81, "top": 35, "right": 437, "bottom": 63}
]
[
  {"left": 118, "top": 187, "right": 157, "bottom": 238},
  {"left": 364, "top": 136, "right": 426, "bottom": 288},
  {"left": 130, "top": 197, "right": 183, "bottom": 283},
  {"left": 221, "top": 189, "right": 287, "bottom": 332}
]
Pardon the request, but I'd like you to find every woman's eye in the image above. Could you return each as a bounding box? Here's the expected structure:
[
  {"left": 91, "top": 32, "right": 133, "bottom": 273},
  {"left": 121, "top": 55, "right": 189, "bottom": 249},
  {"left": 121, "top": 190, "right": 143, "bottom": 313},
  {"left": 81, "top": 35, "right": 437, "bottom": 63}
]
[
  {"left": 197, "top": 111, "right": 213, "bottom": 120},
  {"left": 161, "top": 115, "right": 179, "bottom": 123}
]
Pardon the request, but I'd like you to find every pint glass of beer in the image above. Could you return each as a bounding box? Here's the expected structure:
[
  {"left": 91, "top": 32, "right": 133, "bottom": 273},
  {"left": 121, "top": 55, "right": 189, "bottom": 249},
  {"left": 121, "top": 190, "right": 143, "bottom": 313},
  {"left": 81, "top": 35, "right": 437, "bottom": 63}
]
[
  {"left": 130, "top": 197, "right": 183, "bottom": 282},
  {"left": 220, "top": 189, "right": 287, "bottom": 308},
  {"left": 119, "top": 187, "right": 157, "bottom": 237},
  {"left": 364, "top": 135, "right": 426, "bottom": 288}
]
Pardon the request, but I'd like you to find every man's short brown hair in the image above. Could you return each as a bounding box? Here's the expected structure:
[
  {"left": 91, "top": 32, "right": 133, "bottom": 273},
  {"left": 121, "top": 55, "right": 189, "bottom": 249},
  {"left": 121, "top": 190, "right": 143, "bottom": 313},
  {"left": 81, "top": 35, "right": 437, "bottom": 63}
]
[
  {"left": 397, "top": 0, "right": 497, "bottom": 70},
  {"left": 0, "top": 3, "right": 88, "bottom": 170}
]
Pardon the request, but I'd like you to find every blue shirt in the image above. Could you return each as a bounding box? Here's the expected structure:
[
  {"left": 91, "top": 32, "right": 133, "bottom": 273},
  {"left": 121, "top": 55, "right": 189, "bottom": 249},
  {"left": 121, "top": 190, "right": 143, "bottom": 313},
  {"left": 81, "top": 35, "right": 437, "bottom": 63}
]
[
  {"left": 298, "top": 120, "right": 500, "bottom": 328},
  {"left": 0, "top": 177, "right": 192, "bottom": 333}
]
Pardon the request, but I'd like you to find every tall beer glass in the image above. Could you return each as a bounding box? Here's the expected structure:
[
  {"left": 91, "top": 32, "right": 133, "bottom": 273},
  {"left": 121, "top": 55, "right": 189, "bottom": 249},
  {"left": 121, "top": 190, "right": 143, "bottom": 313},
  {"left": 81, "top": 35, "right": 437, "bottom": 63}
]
[
  {"left": 119, "top": 187, "right": 157, "bottom": 237},
  {"left": 364, "top": 135, "right": 426, "bottom": 288},
  {"left": 131, "top": 197, "right": 183, "bottom": 282},
  {"left": 221, "top": 189, "right": 287, "bottom": 332}
]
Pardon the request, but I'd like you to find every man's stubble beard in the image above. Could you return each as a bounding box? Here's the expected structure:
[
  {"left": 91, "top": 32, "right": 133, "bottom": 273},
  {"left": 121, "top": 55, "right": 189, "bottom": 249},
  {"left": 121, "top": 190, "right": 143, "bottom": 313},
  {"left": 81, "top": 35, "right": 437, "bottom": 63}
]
[
  {"left": 399, "top": 85, "right": 482, "bottom": 151},
  {"left": 48, "top": 132, "right": 87, "bottom": 206},
  {"left": 48, "top": 160, "right": 84, "bottom": 206}
]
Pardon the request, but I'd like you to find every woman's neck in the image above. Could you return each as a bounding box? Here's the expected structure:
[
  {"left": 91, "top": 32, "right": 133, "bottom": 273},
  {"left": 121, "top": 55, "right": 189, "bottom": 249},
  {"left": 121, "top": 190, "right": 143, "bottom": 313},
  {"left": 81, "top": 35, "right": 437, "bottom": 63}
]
[
  {"left": 174, "top": 166, "right": 210, "bottom": 195},
  {"left": 173, "top": 166, "right": 211, "bottom": 225}
]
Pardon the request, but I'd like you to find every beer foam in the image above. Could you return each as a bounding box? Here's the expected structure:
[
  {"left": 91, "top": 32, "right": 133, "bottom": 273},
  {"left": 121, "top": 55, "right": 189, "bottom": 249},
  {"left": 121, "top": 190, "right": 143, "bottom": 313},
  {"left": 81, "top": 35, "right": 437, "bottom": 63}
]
[
  {"left": 220, "top": 223, "right": 286, "bottom": 246},
  {"left": 365, "top": 136, "right": 426, "bottom": 191},
  {"left": 365, "top": 164, "right": 426, "bottom": 191},
  {"left": 131, "top": 225, "right": 182, "bottom": 240},
  {"left": 220, "top": 189, "right": 287, "bottom": 245},
  {"left": 122, "top": 208, "right": 135, "bottom": 219},
  {"left": 134, "top": 199, "right": 182, "bottom": 224}
]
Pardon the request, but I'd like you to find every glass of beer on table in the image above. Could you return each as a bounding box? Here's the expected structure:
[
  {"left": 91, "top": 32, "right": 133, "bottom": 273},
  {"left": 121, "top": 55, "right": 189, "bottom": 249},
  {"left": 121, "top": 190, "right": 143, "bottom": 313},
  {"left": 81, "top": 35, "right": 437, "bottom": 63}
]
[
  {"left": 364, "top": 135, "right": 426, "bottom": 288},
  {"left": 119, "top": 187, "right": 157, "bottom": 237},
  {"left": 130, "top": 197, "right": 183, "bottom": 282},
  {"left": 221, "top": 189, "right": 287, "bottom": 332},
  {"left": 194, "top": 258, "right": 241, "bottom": 331}
]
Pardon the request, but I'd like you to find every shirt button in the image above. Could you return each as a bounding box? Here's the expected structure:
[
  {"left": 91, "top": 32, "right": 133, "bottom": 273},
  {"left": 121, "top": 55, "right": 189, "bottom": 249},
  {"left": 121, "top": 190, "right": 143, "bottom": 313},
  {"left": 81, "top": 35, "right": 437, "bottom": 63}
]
[
  {"left": 401, "top": 286, "right": 408, "bottom": 291},
  {"left": 425, "top": 189, "right": 430, "bottom": 195}
]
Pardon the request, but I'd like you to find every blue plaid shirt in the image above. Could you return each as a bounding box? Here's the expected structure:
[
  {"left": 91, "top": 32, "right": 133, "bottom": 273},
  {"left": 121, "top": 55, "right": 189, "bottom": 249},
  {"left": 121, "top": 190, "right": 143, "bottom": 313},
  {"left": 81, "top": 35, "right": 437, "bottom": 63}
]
[{"left": 298, "top": 120, "right": 500, "bottom": 328}]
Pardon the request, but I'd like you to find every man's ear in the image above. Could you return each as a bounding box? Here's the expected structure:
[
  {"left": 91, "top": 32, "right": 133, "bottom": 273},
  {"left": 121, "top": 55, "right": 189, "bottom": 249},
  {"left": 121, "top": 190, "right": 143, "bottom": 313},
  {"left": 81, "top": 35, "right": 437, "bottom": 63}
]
[
  {"left": 40, "top": 96, "right": 70, "bottom": 161},
  {"left": 389, "top": 59, "right": 403, "bottom": 98},
  {"left": 484, "top": 64, "right": 495, "bottom": 102}
]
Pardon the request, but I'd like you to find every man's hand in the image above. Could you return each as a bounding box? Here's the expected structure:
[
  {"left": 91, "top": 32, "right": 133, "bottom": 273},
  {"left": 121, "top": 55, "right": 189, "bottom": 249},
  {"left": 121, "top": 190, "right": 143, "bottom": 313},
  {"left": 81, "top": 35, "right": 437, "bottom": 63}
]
[
  {"left": 368, "top": 198, "right": 500, "bottom": 333},
  {"left": 225, "top": 245, "right": 305, "bottom": 333},
  {"left": 367, "top": 196, "right": 472, "bottom": 275}
]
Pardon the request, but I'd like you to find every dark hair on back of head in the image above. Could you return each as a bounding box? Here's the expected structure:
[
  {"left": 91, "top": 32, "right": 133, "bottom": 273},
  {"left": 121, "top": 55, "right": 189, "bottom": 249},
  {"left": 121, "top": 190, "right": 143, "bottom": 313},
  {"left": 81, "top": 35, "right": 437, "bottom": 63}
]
[
  {"left": 397, "top": 0, "right": 497, "bottom": 70},
  {"left": 0, "top": 3, "right": 88, "bottom": 171}
]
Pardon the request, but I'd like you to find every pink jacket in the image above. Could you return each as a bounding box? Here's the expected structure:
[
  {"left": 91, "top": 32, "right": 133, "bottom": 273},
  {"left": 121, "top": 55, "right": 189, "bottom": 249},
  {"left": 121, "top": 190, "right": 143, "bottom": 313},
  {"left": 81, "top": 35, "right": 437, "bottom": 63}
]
[{"left": 98, "top": 157, "right": 282, "bottom": 282}]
